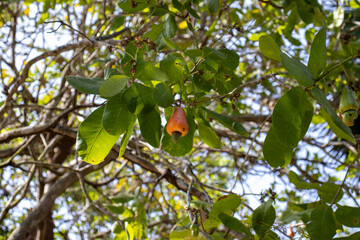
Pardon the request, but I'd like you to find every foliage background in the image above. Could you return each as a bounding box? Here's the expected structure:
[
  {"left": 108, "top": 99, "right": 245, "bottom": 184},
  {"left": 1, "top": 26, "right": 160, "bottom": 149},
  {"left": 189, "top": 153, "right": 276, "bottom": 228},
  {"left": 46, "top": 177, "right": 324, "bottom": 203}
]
[{"left": 0, "top": 0, "right": 360, "bottom": 239}]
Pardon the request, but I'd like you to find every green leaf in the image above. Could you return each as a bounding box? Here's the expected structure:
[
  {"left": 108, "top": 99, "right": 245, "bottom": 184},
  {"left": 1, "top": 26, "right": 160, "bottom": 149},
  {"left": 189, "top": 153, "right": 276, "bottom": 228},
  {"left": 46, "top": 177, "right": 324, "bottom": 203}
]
[
  {"left": 153, "top": 83, "right": 174, "bottom": 108},
  {"left": 310, "top": 87, "right": 355, "bottom": 143},
  {"left": 149, "top": 4, "right": 169, "bottom": 16},
  {"left": 110, "top": 16, "right": 125, "bottom": 30},
  {"left": 192, "top": 74, "right": 212, "bottom": 92},
  {"left": 261, "top": 230, "right": 280, "bottom": 240},
  {"left": 163, "top": 14, "right": 177, "bottom": 38},
  {"left": 308, "top": 28, "right": 326, "bottom": 77},
  {"left": 104, "top": 68, "right": 122, "bottom": 80},
  {"left": 112, "top": 222, "right": 124, "bottom": 234},
  {"left": 186, "top": 21, "right": 199, "bottom": 47},
  {"left": 170, "top": 229, "right": 205, "bottom": 239},
  {"left": 184, "top": 2, "right": 200, "bottom": 19},
  {"left": 334, "top": 231, "right": 360, "bottom": 240},
  {"left": 138, "top": 109, "right": 162, "bottom": 148},
  {"left": 66, "top": 76, "right": 104, "bottom": 95},
  {"left": 252, "top": 199, "right": 276, "bottom": 237},
  {"left": 218, "top": 213, "right": 253, "bottom": 237},
  {"left": 296, "top": 0, "right": 315, "bottom": 24},
  {"left": 106, "top": 204, "right": 125, "bottom": 214},
  {"left": 335, "top": 206, "right": 360, "bottom": 228},
  {"left": 263, "top": 126, "right": 294, "bottom": 168},
  {"left": 197, "top": 118, "right": 222, "bottom": 149},
  {"left": 259, "top": 35, "right": 281, "bottom": 61},
  {"left": 102, "top": 93, "right": 133, "bottom": 136},
  {"left": 319, "top": 108, "right": 355, "bottom": 143},
  {"left": 76, "top": 106, "right": 120, "bottom": 165},
  {"left": 348, "top": 41, "right": 360, "bottom": 56},
  {"left": 306, "top": 206, "right": 336, "bottom": 240},
  {"left": 288, "top": 170, "right": 320, "bottom": 190},
  {"left": 203, "top": 47, "right": 239, "bottom": 71},
  {"left": 204, "top": 194, "right": 242, "bottom": 230},
  {"left": 143, "top": 23, "right": 164, "bottom": 41},
  {"left": 162, "top": 35, "right": 183, "bottom": 51},
  {"left": 172, "top": 0, "right": 184, "bottom": 12},
  {"left": 122, "top": 84, "right": 143, "bottom": 115},
  {"left": 272, "top": 87, "right": 313, "bottom": 147},
  {"left": 208, "top": 0, "right": 219, "bottom": 13},
  {"left": 137, "top": 62, "right": 168, "bottom": 83},
  {"left": 161, "top": 109, "right": 195, "bottom": 156},
  {"left": 317, "top": 182, "right": 343, "bottom": 203},
  {"left": 202, "top": 107, "right": 248, "bottom": 136},
  {"left": 185, "top": 49, "right": 202, "bottom": 62},
  {"left": 280, "top": 52, "right": 314, "bottom": 87},
  {"left": 160, "top": 54, "right": 187, "bottom": 83},
  {"left": 119, "top": 116, "right": 136, "bottom": 156},
  {"left": 100, "top": 75, "right": 128, "bottom": 98},
  {"left": 118, "top": 0, "right": 154, "bottom": 13},
  {"left": 121, "top": 41, "right": 146, "bottom": 77},
  {"left": 122, "top": 83, "right": 155, "bottom": 115}
]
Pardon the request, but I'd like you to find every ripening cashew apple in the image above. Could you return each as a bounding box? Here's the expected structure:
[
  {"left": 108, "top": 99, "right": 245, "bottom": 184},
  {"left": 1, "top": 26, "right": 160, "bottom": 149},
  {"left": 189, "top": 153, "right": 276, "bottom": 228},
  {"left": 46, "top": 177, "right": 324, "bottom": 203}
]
[
  {"left": 339, "top": 87, "right": 359, "bottom": 126},
  {"left": 166, "top": 107, "right": 189, "bottom": 144}
]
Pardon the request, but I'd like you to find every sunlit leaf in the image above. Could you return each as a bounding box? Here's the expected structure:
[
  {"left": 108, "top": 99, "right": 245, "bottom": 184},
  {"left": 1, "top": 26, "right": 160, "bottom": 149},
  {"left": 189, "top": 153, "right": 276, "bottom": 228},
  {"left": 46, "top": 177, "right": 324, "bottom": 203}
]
[
  {"left": 137, "top": 62, "right": 168, "bottom": 84},
  {"left": 100, "top": 75, "right": 128, "bottom": 98},
  {"left": 259, "top": 35, "right": 281, "bottom": 61},
  {"left": 197, "top": 117, "right": 222, "bottom": 149},
  {"left": 77, "top": 107, "right": 120, "bottom": 165},
  {"left": 203, "top": 194, "right": 242, "bottom": 230}
]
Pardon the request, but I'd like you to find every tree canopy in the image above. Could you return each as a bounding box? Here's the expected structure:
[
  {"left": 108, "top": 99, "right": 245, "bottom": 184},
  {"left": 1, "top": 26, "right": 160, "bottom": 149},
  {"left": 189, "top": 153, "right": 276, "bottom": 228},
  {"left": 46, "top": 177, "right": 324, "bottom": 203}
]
[{"left": 1, "top": 0, "right": 360, "bottom": 239}]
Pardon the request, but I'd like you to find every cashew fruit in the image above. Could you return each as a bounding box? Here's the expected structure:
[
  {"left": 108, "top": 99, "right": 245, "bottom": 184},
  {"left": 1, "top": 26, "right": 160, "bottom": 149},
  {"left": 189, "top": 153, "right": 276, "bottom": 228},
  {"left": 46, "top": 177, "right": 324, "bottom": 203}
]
[
  {"left": 190, "top": 223, "right": 199, "bottom": 237},
  {"left": 342, "top": 110, "right": 358, "bottom": 127},
  {"left": 339, "top": 87, "right": 359, "bottom": 126},
  {"left": 166, "top": 107, "right": 189, "bottom": 143}
]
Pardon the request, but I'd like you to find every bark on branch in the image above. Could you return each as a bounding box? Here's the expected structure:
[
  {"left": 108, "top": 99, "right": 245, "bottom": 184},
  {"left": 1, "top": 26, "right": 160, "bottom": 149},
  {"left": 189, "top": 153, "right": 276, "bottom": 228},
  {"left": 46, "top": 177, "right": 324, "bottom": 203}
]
[{"left": 8, "top": 125, "right": 208, "bottom": 240}]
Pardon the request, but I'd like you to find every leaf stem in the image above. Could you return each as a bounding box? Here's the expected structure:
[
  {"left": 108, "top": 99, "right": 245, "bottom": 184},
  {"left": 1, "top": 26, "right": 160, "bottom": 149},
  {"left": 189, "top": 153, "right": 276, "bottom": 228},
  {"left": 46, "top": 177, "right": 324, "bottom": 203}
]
[
  {"left": 330, "top": 154, "right": 358, "bottom": 207},
  {"left": 313, "top": 55, "right": 355, "bottom": 84}
]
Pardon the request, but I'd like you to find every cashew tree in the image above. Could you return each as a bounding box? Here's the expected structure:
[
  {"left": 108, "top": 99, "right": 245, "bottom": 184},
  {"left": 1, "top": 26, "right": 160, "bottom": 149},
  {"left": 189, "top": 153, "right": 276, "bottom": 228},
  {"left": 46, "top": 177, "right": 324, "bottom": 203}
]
[{"left": 1, "top": 0, "right": 360, "bottom": 239}]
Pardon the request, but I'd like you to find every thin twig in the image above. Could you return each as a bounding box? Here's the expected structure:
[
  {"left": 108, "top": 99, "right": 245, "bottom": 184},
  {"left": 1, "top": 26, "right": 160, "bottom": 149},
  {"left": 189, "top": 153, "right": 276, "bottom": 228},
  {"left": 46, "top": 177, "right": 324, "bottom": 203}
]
[
  {"left": 76, "top": 171, "right": 126, "bottom": 230},
  {"left": 229, "top": 114, "right": 272, "bottom": 192},
  {"left": 44, "top": 20, "right": 93, "bottom": 42},
  {"left": 330, "top": 156, "right": 358, "bottom": 206}
]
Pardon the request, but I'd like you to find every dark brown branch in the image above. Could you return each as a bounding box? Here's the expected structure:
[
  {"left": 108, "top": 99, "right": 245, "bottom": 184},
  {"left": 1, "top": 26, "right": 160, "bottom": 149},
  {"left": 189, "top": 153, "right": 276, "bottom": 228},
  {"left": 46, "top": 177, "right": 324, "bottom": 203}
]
[
  {"left": 7, "top": 152, "right": 117, "bottom": 240},
  {"left": 0, "top": 107, "right": 75, "bottom": 143},
  {"left": 8, "top": 124, "right": 208, "bottom": 240}
]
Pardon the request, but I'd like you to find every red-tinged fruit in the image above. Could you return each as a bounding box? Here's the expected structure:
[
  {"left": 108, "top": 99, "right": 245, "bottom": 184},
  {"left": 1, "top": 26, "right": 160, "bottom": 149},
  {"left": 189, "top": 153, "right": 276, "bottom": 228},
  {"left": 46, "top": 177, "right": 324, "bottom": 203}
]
[
  {"left": 166, "top": 107, "right": 189, "bottom": 143},
  {"left": 287, "top": 227, "right": 295, "bottom": 237},
  {"left": 339, "top": 87, "right": 359, "bottom": 126}
]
